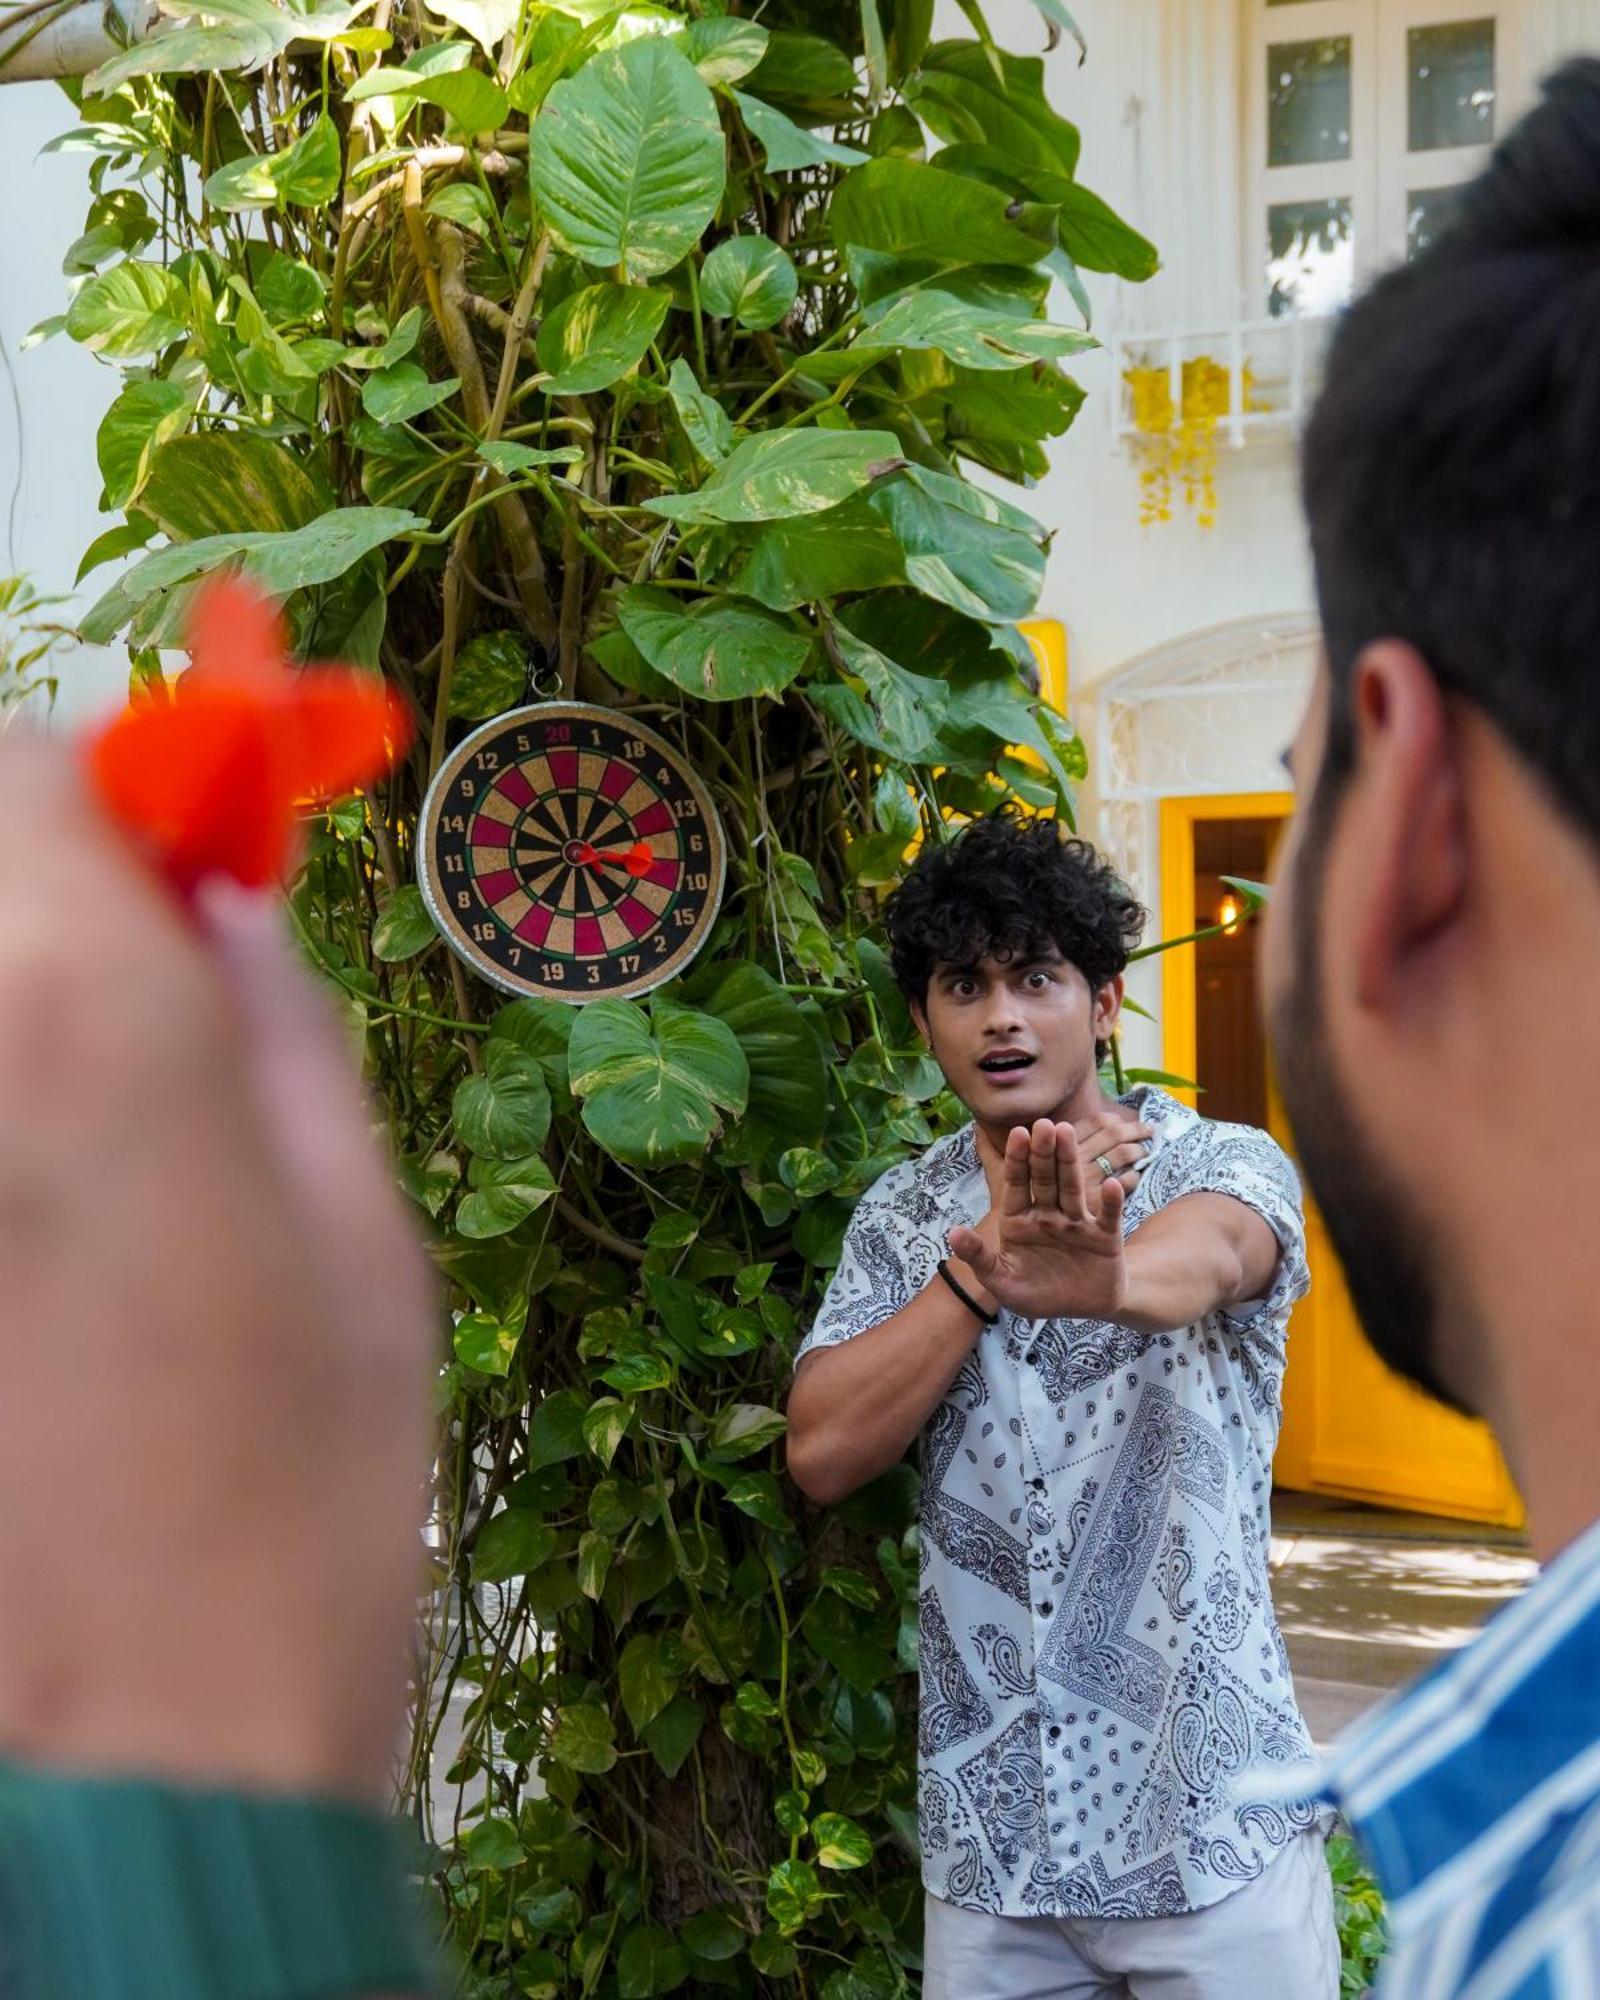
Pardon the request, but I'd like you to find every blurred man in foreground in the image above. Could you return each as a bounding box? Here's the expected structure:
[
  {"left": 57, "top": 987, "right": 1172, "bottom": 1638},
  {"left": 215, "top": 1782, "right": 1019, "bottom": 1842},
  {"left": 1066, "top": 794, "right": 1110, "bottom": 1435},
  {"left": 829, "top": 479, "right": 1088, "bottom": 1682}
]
[
  {"left": 0, "top": 729, "right": 437, "bottom": 1996},
  {"left": 1261, "top": 54, "right": 1600, "bottom": 2000}
]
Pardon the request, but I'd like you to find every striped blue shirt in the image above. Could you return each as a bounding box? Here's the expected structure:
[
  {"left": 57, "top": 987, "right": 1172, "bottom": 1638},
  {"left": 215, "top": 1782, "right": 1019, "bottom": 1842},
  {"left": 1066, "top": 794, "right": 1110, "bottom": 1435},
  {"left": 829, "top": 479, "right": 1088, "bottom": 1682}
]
[{"left": 1265, "top": 1516, "right": 1600, "bottom": 1999}]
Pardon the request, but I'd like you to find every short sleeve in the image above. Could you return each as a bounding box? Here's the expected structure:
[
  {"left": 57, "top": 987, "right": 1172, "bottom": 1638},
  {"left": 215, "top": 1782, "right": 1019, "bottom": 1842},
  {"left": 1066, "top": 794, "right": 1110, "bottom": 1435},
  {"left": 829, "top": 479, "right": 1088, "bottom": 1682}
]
[
  {"left": 795, "top": 1171, "right": 917, "bottom": 1367},
  {"left": 1167, "top": 1122, "right": 1311, "bottom": 1332}
]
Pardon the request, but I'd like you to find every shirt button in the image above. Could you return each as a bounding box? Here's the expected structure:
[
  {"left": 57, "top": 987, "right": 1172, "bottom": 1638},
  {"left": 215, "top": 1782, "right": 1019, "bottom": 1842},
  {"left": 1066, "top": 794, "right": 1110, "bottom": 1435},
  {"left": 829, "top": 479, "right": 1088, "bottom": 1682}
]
[
  {"left": 1048, "top": 1726, "right": 1062, "bottom": 1742},
  {"left": 1030, "top": 1477, "right": 1046, "bottom": 1493},
  {"left": 1039, "top": 1600, "right": 1054, "bottom": 1616}
]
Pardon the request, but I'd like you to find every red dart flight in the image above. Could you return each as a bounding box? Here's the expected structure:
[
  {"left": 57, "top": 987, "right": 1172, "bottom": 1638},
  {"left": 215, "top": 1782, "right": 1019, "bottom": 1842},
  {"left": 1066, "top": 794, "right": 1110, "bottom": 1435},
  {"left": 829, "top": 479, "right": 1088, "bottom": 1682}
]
[{"left": 86, "top": 575, "right": 413, "bottom": 894}]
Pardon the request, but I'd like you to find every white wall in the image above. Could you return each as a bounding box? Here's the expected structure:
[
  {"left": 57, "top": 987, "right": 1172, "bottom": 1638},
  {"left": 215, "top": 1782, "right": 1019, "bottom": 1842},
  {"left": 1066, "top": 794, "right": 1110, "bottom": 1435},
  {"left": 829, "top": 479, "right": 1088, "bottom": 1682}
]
[{"left": 1, "top": 81, "right": 131, "bottom": 723}]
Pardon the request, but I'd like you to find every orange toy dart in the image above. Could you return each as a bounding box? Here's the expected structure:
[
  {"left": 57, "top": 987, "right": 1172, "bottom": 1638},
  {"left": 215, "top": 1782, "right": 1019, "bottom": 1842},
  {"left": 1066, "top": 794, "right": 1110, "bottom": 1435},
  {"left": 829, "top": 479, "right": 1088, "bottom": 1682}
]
[{"left": 85, "top": 576, "right": 412, "bottom": 895}]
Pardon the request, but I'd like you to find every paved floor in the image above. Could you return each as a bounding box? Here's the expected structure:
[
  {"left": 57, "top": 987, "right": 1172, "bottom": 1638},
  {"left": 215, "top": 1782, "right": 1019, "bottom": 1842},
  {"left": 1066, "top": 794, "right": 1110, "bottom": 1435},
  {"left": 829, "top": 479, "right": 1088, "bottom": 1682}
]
[{"left": 1270, "top": 1491, "right": 1537, "bottom": 1747}]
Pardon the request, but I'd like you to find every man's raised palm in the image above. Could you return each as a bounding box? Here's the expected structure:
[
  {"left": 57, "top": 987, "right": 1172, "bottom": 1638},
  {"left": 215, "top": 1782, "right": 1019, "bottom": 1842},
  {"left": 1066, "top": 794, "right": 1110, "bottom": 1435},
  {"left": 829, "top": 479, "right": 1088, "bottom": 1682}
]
[{"left": 948, "top": 1119, "right": 1129, "bottom": 1322}]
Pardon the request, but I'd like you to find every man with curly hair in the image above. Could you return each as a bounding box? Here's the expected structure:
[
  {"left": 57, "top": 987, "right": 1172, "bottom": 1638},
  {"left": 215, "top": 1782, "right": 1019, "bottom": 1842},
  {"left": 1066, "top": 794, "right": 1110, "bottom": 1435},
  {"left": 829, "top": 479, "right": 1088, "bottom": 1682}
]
[{"left": 787, "top": 810, "right": 1335, "bottom": 1999}]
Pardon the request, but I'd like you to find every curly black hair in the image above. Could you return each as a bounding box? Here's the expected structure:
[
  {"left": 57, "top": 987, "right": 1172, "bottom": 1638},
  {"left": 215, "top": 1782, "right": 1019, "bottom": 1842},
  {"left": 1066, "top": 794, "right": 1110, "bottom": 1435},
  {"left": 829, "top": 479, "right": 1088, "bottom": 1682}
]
[{"left": 884, "top": 810, "right": 1146, "bottom": 1022}]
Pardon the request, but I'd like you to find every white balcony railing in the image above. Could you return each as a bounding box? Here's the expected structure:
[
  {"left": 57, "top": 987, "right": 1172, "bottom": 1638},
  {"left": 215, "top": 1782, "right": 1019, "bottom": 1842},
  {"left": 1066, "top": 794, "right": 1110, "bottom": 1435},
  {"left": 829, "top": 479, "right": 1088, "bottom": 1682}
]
[{"left": 1103, "top": 313, "right": 1337, "bottom": 451}]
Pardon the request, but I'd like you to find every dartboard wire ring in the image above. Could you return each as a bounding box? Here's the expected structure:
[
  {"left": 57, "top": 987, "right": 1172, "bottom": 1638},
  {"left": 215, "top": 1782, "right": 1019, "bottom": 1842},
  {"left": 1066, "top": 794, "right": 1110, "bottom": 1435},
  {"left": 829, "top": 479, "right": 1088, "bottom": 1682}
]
[{"left": 416, "top": 701, "right": 728, "bottom": 1004}]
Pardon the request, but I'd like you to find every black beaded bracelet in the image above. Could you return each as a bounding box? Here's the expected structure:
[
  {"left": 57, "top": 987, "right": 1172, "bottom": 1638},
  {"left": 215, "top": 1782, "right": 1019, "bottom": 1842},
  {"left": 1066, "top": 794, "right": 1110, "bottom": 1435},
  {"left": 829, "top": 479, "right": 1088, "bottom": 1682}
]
[{"left": 936, "top": 1257, "right": 999, "bottom": 1326}]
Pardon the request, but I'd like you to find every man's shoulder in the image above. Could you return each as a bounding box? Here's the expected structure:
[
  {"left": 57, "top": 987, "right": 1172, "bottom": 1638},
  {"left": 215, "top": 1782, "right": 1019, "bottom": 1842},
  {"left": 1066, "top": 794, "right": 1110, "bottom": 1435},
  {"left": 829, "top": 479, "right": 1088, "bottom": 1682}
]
[{"left": 1136, "top": 1091, "right": 1299, "bottom": 1191}]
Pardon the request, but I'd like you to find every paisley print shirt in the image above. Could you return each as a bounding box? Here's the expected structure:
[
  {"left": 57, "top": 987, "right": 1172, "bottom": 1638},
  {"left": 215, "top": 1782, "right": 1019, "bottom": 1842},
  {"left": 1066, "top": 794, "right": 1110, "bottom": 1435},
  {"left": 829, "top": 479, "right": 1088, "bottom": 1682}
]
[{"left": 797, "top": 1086, "right": 1324, "bottom": 1919}]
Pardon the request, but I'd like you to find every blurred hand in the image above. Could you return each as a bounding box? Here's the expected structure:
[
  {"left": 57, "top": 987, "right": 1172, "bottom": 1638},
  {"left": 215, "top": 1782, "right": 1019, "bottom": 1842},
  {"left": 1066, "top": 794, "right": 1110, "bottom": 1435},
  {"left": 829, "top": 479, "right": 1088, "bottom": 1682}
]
[{"left": 0, "top": 731, "right": 435, "bottom": 1805}]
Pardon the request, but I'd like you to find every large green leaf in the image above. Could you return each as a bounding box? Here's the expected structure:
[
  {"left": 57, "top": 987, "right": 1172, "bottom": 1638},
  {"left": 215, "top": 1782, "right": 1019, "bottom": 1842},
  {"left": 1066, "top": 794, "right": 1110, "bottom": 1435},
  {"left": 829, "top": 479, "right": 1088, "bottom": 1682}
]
[
  {"left": 907, "top": 38, "right": 1080, "bottom": 180},
  {"left": 699, "top": 236, "right": 797, "bottom": 331},
  {"left": 426, "top": 0, "right": 517, "bottom": 55},
  {"left": 666, "top": 358, "right": 733, "bottom": 466},
  {"left": 472, "top": 1507, "right": 558, "bottom": 1581},
  {"left": 765, "top": 1857, "right": 824, "bottom": 1934},
  {"left": 140, "top": 431, "right": 328, "bottom": 540},
  {"left": 644, "top": 427, "right": 903, "bottom": 525},
  {"left": 346, "top": 56, "right": 509, "bottom": 131},
  {"left": 641, "top": 1696, "right": 703, "bottom": 1778},
  {"left": 825, "top": 618, "right": 949, "bottom": 760},
  {"left": 730, "top": 498, "right": 905, "bottom": 611},
  {"left": 85, "top": 0, "right": 365, "bottom": 92},
  {"left": 360, "top": 361, "right": 461, "bottom": 423},
  {"left": 941, "top": 363, "right": 1085, "bottom": 469},
  {"left": 548, "top": 1702, "right": 618, "bottom": 1775},
  {"left": 1050, "top": 178, "right": 1160, "bottom": 279},
  {"left": 81, "top": 505, "right": 426, "bottom": 644},
  {"left": 701, "top": 963, "right": 829, "bottom": 1146},
  {"left": 678, "top": 16, "right": 768, "bottom": 84},
  {"left": 65, "top": 261, "right": 187, "bottom": 357},
  {"left": 731, "top": 91, "right": 867, "bottom": 172},
  {"left": 867, "top": 464, "right": 1044, "bottom": 620},
  {"left": 527, "top": 1389, "right": 588, "bottom": 1469},
  {"left": 830, "top": 156, "right": 1053, "bottom": 268},
  {"left": 448, "top": 628, "right": 527, "bottom": 718},
  {"left": 569, "top": 999, "right": 748, "bottom": 1167},
  {"left": 533, "top": 37, "right": 725, "bottom": 280},
  {"left": 535, "top": 282, "right": 670, "bottom": 395},
  {"left": 452, "top": 1309, "right": 521, "bottom": 1376},
  {"left": 203, "top": 112, "right": 342, "bottom": 212},
  {"left": 372, "top": 885, "right": 438, "bottom": 961},
  {"left": 708, "top": 1401, "right": 788, "bottom": 1461},
  {"left": 863, "top": 288, "right": 1093, "bottom": 371},
  {"left": 616, "top": 1927, "right": 688, "bottom": 2000},
  {"left": 453, "top": 1042, "right": 553, "bottom": 1158},
  {"left": 616, "top": 587, "right": 809, "bottom": 701},
  {"left": 618, "top": 1631, "right": 683, "bottom": 1731},
  {"left": 811, "top": 1812, "right": 873, "bottom": 1870},
  {"left": 457, "top": 1154, "right": 558, "bottom": 1238},
  {"left": 96, "top": 379, "right": 192, "bottom": 511},
  {"left": 743, "top": 30, "right": 856, "bottom": 120}
]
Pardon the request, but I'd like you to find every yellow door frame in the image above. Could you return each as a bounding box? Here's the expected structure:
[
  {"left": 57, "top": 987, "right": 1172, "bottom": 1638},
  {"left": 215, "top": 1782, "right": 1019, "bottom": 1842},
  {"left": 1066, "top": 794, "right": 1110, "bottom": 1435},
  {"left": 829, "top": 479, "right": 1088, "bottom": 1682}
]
[
  {"left": 1157, "top": 792, "right": 1524, "bottom": 1528},
  {"left": 1158, "top": 791, "right": 1292, "bottom": 1107}
]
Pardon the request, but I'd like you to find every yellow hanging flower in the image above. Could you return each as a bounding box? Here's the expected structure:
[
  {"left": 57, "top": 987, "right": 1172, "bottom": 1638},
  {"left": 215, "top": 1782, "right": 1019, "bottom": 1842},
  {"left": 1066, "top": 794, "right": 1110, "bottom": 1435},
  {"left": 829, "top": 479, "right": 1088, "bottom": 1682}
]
[{"left": 1123, "top": 356, "right": 1261, "bottom": 530}]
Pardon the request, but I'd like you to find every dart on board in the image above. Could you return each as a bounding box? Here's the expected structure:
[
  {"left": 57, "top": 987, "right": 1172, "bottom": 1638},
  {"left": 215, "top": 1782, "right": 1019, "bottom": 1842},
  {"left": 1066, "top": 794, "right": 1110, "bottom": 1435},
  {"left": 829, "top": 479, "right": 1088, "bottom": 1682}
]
[{"left": 84, "top": 575, "right": 412, "bottom": 896}]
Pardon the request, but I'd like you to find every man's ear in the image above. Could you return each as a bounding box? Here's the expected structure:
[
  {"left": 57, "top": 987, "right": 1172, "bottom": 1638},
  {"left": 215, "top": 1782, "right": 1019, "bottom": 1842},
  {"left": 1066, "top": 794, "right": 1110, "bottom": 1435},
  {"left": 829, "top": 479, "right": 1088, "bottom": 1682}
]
[
  {"left": 909, "top": 996, "right": 931, "bottom": 1047},
  {"left": 1343, "top": 640, "right": 1467, "bottom": 1013},
  {"left": 1093, "top": 975, "right": 1125, "bottom": 1047}
]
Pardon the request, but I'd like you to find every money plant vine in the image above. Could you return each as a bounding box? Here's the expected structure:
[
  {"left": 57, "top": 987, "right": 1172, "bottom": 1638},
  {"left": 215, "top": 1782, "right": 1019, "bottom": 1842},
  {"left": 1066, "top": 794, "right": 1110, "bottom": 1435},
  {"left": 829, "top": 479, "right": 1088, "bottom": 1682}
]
[{"left": 36, "top": 0, "right": 1158, "bottom": 1989}]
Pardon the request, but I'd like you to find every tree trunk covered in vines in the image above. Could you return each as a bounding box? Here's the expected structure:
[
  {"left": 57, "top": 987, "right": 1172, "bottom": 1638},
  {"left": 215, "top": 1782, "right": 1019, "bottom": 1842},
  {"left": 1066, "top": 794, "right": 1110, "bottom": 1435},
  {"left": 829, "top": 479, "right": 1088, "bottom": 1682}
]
[{"left": 44, "top": 0, "right": 1156, "bottom": 1989}]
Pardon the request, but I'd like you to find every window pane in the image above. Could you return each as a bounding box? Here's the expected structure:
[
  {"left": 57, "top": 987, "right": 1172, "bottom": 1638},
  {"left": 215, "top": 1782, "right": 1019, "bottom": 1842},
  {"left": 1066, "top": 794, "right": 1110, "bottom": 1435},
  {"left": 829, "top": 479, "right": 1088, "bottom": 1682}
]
[
  {"left": 1409, "top": 20, "right": 1496, "bottom": 151},
  {"left": 1269, "top": 37, "right": 1353, "bottom": 166},
  {"left": 1268, "top": 197, "right": 1354, "bottom": 317},
  {"left": 1407, "top": 184, "right": 1464, "bottom": 257}
]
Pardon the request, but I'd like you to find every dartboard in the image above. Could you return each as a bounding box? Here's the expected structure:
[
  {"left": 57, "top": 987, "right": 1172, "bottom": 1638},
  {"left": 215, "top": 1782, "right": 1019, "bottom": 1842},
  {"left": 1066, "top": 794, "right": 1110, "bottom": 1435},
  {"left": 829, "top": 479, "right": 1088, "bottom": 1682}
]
[{"left": 418, "top": 702, "right": 726, "bottom": 1002}]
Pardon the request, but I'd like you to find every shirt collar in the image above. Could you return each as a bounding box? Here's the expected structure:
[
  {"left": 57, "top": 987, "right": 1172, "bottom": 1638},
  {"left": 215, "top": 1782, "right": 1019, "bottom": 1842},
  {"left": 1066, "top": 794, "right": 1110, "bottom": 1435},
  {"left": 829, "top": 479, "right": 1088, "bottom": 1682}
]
[{"left": 1254, "top": 1516, "right": 1600, "bottom": 1931}]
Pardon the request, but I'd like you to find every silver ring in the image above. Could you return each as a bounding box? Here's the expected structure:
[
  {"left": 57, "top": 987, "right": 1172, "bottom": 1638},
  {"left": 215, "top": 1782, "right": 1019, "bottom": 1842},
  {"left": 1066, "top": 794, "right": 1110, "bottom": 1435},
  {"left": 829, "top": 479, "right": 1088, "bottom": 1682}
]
[{"left": 1094, "top": 1154, "right": 1115, "bottom": 1180}]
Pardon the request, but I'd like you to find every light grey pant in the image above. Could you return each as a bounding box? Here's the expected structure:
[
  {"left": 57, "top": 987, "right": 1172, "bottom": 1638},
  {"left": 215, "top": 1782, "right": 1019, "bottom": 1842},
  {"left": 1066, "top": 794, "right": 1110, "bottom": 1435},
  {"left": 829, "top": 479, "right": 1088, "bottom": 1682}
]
[{"left": 922, "top": 1828, "right": 1340, "bottom": 2000}]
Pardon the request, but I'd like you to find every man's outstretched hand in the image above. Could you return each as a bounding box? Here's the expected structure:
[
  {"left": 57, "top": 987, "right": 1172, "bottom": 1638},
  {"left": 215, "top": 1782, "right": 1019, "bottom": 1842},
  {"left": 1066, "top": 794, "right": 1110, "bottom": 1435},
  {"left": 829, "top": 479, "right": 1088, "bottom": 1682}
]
[{"left": 948, "top": 1119, "right": 1131, "bottom": 1323}]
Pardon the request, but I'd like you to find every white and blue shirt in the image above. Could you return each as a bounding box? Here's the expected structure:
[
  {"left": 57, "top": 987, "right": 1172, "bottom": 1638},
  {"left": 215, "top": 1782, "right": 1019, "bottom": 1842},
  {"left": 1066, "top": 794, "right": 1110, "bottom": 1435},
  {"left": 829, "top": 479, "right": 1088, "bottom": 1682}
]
[
  {"left": 1270, "top": 1515, "right": 1600, "bottom": 1999},
  {"left": 799, "top": 1086, "right": 1323, "bottom": 1918}
]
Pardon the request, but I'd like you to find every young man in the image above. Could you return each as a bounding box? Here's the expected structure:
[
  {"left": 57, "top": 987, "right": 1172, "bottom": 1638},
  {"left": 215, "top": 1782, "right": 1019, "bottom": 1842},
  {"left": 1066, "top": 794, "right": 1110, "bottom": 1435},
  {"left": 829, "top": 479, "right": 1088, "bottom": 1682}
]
[
  {"left": 787, "top": 812, "right": 1337, "bottom": 2000},
  {"left": 1257, "top": 56, "right": 1600, "bottom": 2000}
]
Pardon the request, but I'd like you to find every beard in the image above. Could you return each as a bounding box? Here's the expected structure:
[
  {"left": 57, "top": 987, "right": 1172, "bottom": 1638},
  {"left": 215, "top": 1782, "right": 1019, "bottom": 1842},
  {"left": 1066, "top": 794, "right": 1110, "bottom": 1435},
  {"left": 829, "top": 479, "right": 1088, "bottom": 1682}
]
[{"left": 1269, "top": 789, "right": 1474, "bottom": 1417}]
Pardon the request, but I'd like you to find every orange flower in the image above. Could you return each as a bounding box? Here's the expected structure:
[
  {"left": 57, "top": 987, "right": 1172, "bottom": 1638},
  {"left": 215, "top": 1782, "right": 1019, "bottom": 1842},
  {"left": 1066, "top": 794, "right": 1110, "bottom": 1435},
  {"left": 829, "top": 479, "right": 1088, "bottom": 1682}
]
[{"left": 86, "top": 576, "right": 412, "bottom": 893}]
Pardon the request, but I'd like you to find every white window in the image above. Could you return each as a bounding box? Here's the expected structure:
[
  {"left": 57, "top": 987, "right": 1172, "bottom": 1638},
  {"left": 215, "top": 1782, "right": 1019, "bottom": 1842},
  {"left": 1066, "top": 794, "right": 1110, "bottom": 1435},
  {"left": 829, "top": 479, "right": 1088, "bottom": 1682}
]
[{"left": 1248, "top": 0, "right": 1506, "bottom": 318}]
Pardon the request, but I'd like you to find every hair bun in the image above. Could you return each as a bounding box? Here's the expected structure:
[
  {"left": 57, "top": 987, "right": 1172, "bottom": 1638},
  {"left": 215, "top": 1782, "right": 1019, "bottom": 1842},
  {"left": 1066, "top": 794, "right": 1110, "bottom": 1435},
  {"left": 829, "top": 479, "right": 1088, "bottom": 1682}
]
[{"left": 1450, "top": 57, "right": 1600, "bottom": 254}]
